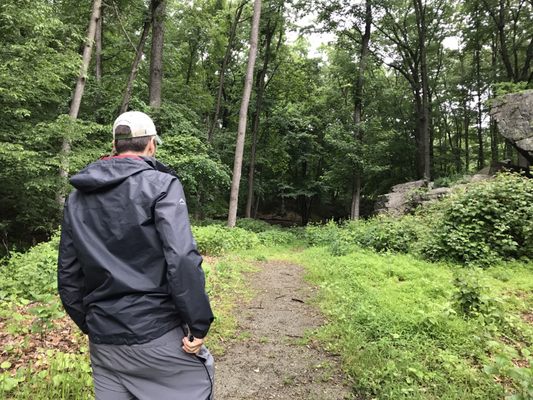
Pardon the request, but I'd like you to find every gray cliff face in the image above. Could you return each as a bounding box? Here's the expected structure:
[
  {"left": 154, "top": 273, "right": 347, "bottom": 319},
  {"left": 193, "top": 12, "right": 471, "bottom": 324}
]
[{"left": 490, "top": 90, "right": 533, "bottom": 161}]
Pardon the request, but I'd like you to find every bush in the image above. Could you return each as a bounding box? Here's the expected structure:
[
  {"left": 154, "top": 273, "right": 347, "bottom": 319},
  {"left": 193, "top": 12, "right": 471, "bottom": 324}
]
[
  {"left": 422, "top": 173, "right": 533, "bottom": 266},
  {"left": 192, "top": 225, "right": 260, "bottom": 255},
  {"left": 256, "top": 230, "right": 296, "bottom": 246},
  {"left": 304, "top": 220, "right": 342, "bottom": 247},
  {"left": 0, "top": 235, "right": 59, "bottom": 301},
  {"left": 343, "top": 215, "right": 425, "bottom": 254},
  {"left": 235, "top": 218, "right": 274, "bottom": 233}
]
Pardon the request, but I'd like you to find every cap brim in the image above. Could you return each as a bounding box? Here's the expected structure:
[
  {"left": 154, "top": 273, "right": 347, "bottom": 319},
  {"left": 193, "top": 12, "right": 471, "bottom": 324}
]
[{"left": 155, "top": 135, "right": 163, "bottom": 145}]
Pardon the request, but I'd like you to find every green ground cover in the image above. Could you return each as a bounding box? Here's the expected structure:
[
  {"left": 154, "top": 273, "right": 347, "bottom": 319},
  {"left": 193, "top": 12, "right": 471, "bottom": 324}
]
[
  {"left": 0, "top": 234, "right": 256, "bottom": 399},
  {"left": 284, "top": 247, "right": 533, "bottom": 399},
  {"left": 1, "top": 173, "right": 532, "bottom": 399}
]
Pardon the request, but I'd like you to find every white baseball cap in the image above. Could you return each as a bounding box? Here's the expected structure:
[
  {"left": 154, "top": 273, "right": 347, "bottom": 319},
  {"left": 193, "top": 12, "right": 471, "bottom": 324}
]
[{"left": 113, "top": 111, "right": 162, "bottom": 145}]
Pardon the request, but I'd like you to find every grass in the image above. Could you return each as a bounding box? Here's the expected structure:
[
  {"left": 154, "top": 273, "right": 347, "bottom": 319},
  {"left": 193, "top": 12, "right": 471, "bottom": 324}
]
[
  {"left": 1, "top": 231, "right": 532, "bottom": 399},
  {"left": 283, "top": 246, "right": 533, "bottom": 400},
  {"left": 0, "top": 251, "right": 256, "bottom": 399}
]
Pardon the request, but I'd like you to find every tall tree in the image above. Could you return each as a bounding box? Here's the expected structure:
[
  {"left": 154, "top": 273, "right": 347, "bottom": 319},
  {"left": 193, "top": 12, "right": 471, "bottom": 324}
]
[
  {"left": 350, "top": 0, "right": 372, "bottom": 219},
  {"left": 149, "top": 0, "right": 166, "bottom": 108},
  {"left": 375, "top": 0, "right": 449, "bottom": 180},
  {"left": 120, "top": 10, "right": 152, "bottom": 114},
  {"left": 58, "top": 0, "right": 102, "bottom": 205},
  {"left": 208, "top": 0, "right": 247, "bottom": 143},
  {"left": 228, "top": 0, "right": 262, "bottom": 227},
  {"left": 245, "top": 2, "right": 284, "bottom": 218}
]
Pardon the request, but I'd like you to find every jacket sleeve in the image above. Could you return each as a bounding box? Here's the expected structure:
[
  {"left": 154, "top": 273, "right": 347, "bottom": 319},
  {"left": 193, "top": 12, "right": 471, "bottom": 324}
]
[
  {"left": 154, "top": 178, "right": 214, "bottom": 338},
  {"left": 57, "top": 202, "right": 88, "bottom": 334}
]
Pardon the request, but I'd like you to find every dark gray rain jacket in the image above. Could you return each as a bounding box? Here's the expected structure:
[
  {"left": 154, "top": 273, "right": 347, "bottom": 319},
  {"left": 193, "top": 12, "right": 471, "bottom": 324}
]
[{"left": 58, "top": 156, "right": 214, "bottom": 345}]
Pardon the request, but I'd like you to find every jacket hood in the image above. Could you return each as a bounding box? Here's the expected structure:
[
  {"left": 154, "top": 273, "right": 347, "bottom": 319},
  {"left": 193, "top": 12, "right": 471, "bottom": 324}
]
[{"left": 70, "top": 157, "right": 157, "bottom": 193}]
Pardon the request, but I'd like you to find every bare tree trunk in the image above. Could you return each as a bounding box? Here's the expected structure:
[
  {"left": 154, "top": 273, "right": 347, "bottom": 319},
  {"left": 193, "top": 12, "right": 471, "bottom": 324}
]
[
  {"left": 58, "top": 0, "right": 101, "bottom": 207},
  {"left": 463, "top": 97, "right": 470, "bottom": 171},
  {"left": 350, "top": 0, "right": 371, "bottom": 220},
  {"left": 475, "top": 47, "right": 484, "bottom": 170},
  {"left": 227, "top": 0, "right": 262, "bottom": 228},
  {"left": 245, "top": 16, "right": 279, "bottom": 218},
  {"left": 95, "top": 4, "right": 103, "bottom": 85},
  {"left": 414, "top": 0, "right": 431, "bottom": 181},
  {"left": 208, "top": 1, "right": 246, "bottom": 143},
  {"left": 120, "top": 15, "right": 152, "bottom": 114},
  {"left": 149, "top": 0, "right": 165, "bottom": 108}
]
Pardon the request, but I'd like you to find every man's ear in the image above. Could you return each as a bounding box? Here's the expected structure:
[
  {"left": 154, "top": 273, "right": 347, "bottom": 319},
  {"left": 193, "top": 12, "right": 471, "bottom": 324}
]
[
  {"left": 146, "top": 137, "right": 156, "bottom": 156},
  {"left": 111, "top": 140, "right": 117, "bottom": 155}
]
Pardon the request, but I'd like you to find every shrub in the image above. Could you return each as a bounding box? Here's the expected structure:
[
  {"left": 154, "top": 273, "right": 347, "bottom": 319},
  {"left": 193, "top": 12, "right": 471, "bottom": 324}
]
[
  {"left": 0, "top": 235, "right": 59, "bottom": 301},
  {"left": 422, "top": 173, "right": 533, "bottom": 266},
  {"left": 304, "top": 220, "right": 341, "bottom": 247},
  {"left": 256, "top": 230, "right": 296, "bottom": 246},
  {"left": 235, "top": 218, "right": 274, "bottom": 233},
  {"left": 343, "top": 215, "right": 424, "bottom": 254},
  {"left": 192, "top": 225, "right": 260, "bottom": 256}
]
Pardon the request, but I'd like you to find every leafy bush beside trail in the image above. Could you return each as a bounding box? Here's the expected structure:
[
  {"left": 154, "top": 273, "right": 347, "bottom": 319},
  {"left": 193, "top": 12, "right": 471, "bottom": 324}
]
[
  {"left": 423, "top": 173, "right": 533, "bottom": 266},
  {"left": 304, "top": 173, "right": 532, "bottom": 267}
]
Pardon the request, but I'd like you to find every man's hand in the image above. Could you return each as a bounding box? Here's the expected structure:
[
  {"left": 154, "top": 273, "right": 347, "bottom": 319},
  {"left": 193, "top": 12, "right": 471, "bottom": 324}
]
[{"left": 182, "top": 336, "right": 204, "bottom": 354}]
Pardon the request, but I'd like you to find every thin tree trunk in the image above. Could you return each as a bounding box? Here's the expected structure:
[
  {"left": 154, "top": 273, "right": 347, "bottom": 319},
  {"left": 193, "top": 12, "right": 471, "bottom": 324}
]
[
  {"left": 58, "top": 0, "right": 101, "bottom": 207},
  {"left": 227, "top": 0, "right": 262, "bottom": 228},
  {"left": 350, "top": 0, "right": 371, "bottom": 220},
  {"left": 414, "top": 0, "right": 431, "bottom": 181},
  {"left": 208, "top": 1, "right": 246, "bottom": 143},
  {"left": 474, "top": 46, "right": 484, "bottom": 170},
  {"left": 463, "top": 97, "right": 470, "bottom": 172},
  {"left": 119, "top": 15, "right": 152, "bottom": 114},
  {"left": 149, "top": 0, "right": 165, "bottom": 108},
  {"left": 245, "top": 17, "right": 278, "bottom": 218},
  {"left": 95, "top": 4, "right": 103, "bottom": 85}
]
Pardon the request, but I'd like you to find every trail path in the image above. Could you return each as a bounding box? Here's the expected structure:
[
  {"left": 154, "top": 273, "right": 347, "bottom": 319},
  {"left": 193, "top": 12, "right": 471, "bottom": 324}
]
[{"left": 214, "top": 261, "right": 352, "bottom": 400}]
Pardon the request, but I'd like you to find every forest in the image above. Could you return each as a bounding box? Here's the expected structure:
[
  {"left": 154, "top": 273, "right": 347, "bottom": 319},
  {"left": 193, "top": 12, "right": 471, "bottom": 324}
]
[
  {"left": 0, "top": 0, "right": 531, "bottom": 247},
  {"left": 0, "top": 0, "right": 532, "bottom": 399}
]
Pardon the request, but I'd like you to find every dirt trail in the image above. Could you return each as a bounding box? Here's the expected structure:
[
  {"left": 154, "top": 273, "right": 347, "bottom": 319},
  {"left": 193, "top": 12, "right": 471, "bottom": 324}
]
[{"left": 214, "top": 261, "right": 352, "bottom": 400}]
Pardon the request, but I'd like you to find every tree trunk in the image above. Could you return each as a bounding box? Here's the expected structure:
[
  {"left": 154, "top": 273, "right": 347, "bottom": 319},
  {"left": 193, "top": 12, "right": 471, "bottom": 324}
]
[
  {"left": 58, "top": 0, "right": 101, "bottom": 206},
  {"left": 119, "top": 15, "right": 152, "bottom": 115},
  {"left": 149, "top": 0, "right": 165, "bottom": 108},
  {"left": 474, "top": 46, "right": 484, "bottom": 170},
  {"left": 208, "top": 1, "right": 246, "bottom": 143},
  {"left": 463, "top": 97, "right": 470, "bottom": 172},
  {"left": 227, "top": 0, "right": 262, "bottom": 228},
  {"left": 414, "top": 0, "right": 431, "bottom": 181},
  {"left": 245, "top": 17, "right": 278, "bottom": 218},
  {"left": 350, "top": 0, "right": 371, "bottom": 220},
  {"left": 350, "top": 173, "right": 361, "bottom": 220},
  {"left": 95, "top": 4, "right": 103, "bottom": 85}
]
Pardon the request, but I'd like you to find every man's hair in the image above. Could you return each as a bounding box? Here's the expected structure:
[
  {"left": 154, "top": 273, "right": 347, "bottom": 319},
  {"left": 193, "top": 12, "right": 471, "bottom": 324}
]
[{"left": 114, "top": 136, "right": 153, "bottom": 154}]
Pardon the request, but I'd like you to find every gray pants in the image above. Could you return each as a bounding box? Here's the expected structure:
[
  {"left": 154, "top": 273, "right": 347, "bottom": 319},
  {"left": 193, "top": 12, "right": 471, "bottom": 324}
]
[{"left": 89, "top": 328, "right": 214, "bottom": 400}]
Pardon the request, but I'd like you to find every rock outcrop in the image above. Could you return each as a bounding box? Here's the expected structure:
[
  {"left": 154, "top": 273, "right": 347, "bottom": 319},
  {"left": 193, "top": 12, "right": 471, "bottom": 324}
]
[
  {"left": 490, "top": 90, "right": 533, "bottom": 164},
  {"left": 375, "top": 174, "right": 491, "bottom": 216}
]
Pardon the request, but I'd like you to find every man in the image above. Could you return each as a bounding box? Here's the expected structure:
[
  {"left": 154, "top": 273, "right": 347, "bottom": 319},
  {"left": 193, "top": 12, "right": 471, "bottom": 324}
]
[{"left": 58, "top": 111, "right": 214, "bottom": 400}]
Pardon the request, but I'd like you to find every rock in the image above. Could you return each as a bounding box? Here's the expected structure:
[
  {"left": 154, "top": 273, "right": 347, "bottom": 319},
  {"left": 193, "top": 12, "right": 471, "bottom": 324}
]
[
  {"left": 375, "top": 180, "right": 429, "bottom": 216},
  {"left": 490, "top": 90, "right": 533, "bottom": 163}
]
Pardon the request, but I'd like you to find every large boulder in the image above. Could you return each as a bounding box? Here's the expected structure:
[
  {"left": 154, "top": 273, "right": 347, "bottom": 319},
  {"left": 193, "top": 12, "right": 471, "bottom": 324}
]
[{"left": 490, "top": 90, "right": 533, "bottom": 163}]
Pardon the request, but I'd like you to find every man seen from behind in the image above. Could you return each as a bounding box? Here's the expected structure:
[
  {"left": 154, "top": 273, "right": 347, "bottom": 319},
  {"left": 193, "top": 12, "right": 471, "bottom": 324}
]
[{"left": 58, "top": 111, "right": 215, "bottom": 400}]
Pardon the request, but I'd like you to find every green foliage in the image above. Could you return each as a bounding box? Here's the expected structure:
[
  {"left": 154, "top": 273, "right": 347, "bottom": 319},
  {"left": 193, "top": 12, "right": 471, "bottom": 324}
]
[
  {"left": 235, "top": 218, "right": 274, "bottom": 233},
  {"left": 423, "top": 173, "right": 533, "bottom": 266},
  {"left": 256, "top": 230, "right": 297, "bottom": 246},
  {"left": 0, "top": 350, "right": 92, "bottom": 399},
  {"left": 484, "top": 343, "right": 533, "bottom": 400},
  {"left": 294, "top": 246, "right": 533, "bottom": 399},
  {"left": 304, "top": 173, "right": 532, "bottom": 267},
  {"left": 157, "top": 133, "right": 230, "bottom": 217},
  {"left": 192, "top": 225, "right": 261, "bottom": 256},
  {"left": 0, "top": 236, "right": 60, "bottom": 301}
]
